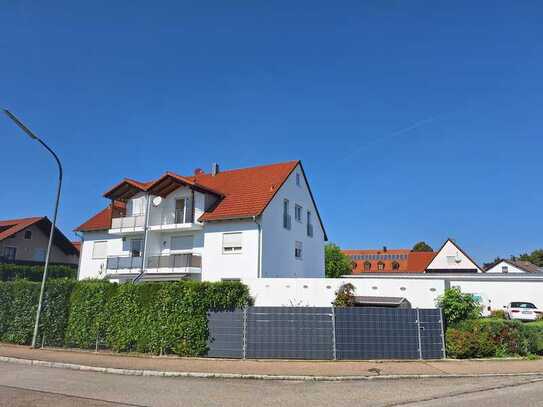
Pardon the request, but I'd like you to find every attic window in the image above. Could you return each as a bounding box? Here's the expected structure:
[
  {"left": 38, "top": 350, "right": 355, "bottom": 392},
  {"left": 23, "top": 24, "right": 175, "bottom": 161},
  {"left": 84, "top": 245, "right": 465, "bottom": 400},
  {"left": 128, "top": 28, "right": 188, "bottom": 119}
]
[
  {"left": 24, "top": 230, "right": 32, "bottom": 240},
  {"left": 502, "top": 266, "right": 508, "bottom": 273},
  {"left": 296, "top": 173, "right": 301, "bottom": 187}
]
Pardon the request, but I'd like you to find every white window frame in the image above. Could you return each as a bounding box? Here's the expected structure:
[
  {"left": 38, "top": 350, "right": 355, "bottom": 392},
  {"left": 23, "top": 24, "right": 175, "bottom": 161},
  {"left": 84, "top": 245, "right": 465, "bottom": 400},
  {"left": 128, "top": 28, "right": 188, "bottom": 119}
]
[
  {"left": 92, "top": 241, "right": 107, "bottom": 259},
  {"left": 295, "top": 241, "right": 303, "bottom": 260},
  {"left": 294, "top": 204, "right": 302, "bottom": 222},
  {"left": 222, "top": 232, "right": 243, "bottom": 255}
]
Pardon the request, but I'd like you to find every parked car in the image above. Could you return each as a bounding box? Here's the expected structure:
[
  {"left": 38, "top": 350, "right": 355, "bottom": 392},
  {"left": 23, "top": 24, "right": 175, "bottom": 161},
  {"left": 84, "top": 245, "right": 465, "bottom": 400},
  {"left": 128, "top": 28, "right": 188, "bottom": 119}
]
[{"left": 504, "top": 302, "right": 542, "bottom": 321}]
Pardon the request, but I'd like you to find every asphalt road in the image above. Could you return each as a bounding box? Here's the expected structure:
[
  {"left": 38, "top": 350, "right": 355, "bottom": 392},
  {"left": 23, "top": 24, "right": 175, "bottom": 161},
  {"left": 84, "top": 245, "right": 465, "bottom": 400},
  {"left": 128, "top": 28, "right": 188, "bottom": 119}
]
[{"left": 0, "top": 363, "right": 542, "bottom": 407}]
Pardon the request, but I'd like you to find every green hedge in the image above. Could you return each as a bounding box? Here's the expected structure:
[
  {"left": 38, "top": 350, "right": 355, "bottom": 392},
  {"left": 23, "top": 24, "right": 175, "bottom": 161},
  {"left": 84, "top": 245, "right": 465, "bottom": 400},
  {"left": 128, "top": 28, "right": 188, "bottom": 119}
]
[
  {"left": 0, "top": 264, "right": 76, "bottom": 281},
  {"left": 0, "top": 279, "right": 74, "bottom": 345},
  {"left": 0, "top": 279, "right": 251, "bottom": 356},
  {"left": 446, "top": 318, "right": 543, "bottom": 358}
]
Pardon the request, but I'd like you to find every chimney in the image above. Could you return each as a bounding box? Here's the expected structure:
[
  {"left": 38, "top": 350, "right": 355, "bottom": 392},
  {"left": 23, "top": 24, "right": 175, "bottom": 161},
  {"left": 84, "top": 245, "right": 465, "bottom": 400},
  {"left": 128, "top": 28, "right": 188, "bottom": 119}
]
[
  {"left": 383, "top": 246, "right": 387, "bottom": 252},
  {"left": 211, "top": 163, "right": 219, "bottom": 176},
  {"left": 194, "top": 168, "right": 204, "bottom": 176}
]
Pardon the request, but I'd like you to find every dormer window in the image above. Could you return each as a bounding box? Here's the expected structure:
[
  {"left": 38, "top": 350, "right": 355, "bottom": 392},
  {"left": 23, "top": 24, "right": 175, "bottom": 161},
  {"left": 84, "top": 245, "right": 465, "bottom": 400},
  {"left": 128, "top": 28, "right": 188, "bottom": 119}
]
[
  {"left": 364, "top": 261, "right": 371, "bottom": 271},
  {"left": 377, "top": 261, "right": 385, "bottom": 271}
]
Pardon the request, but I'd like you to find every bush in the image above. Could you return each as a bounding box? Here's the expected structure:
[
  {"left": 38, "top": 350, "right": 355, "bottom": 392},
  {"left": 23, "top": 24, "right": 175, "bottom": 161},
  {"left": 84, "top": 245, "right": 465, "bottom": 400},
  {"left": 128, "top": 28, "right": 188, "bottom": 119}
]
[
  {"left": 446, "top": 318, "right": 538, "bottom": 358},
  {"left": 490, "top": 309, "right": 506, "bottom": 319},
  {"left": 2, "top": 280, "right": 40, "bottom": 344},
  {"left": 0, "top": 264, "right": 76, "bottom": 281},
  {"left": 334, "top": 283, "right": 356, "bottom": 307},
  {"left": 436, "top": 287, "right": 480, "bottom": 327},
  {"left": 65, "top": 280, "right": 117, "bottom": 349},
  {"left": 40, "top": 279, "right": 76, "bottom": 346}
]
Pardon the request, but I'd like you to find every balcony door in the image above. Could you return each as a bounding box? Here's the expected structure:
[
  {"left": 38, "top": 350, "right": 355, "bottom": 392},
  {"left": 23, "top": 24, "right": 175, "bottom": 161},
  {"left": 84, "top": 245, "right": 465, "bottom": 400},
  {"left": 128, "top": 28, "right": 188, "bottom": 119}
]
[
  {"left": 175, "top": 199, "right": 186, "bottom": 224},
  {"left": 130, "top": 238, "right": 143, "bottom": 257}
]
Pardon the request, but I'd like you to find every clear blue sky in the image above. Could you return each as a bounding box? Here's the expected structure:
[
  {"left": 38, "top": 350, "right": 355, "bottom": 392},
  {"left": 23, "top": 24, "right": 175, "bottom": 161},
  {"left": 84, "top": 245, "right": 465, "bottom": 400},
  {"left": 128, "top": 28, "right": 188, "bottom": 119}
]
[{"left": 1, "top": 2, "right": 542, "bottom": 263}]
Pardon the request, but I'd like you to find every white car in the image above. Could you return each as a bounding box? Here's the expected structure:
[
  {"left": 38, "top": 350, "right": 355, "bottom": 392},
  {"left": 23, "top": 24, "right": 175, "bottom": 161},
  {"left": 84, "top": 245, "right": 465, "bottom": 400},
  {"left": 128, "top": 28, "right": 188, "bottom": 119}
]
[{"left": 504, "top": 302, "right": 542, "bottom": 321}]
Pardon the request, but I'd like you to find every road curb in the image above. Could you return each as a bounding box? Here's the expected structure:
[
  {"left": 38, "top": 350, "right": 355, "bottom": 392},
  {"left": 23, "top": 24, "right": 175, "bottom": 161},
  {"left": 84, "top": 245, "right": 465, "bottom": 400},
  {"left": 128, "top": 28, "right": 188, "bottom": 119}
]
[{"left": 1, "top": 355, "right": 543, "bottom": 382}]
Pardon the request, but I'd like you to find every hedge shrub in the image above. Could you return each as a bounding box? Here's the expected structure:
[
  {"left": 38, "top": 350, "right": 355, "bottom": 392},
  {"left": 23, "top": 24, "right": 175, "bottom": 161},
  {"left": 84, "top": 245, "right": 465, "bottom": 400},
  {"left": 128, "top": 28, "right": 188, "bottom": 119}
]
[
  {"left": 65, "top": 280, "right": 116, "bottom": 348},
  {"left": 446, "top": 318, "right": 540, "bottom": 358},
  {"left": 0, "top": 264, "right": 76, "bottom": 281}
]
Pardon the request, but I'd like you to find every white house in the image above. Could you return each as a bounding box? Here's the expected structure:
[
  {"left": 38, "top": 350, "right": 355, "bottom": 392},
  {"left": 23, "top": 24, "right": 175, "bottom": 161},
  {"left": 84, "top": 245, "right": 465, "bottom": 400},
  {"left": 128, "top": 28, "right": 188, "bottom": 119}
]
[
  {"left": 485, "top": 259, "right": 542, "bottom": 274},
  {"left": 425, "top": 238, "right": 482, "bottom": 273},
  {"left": 75, "top": 160, "right": 327, "bottom": 282}
]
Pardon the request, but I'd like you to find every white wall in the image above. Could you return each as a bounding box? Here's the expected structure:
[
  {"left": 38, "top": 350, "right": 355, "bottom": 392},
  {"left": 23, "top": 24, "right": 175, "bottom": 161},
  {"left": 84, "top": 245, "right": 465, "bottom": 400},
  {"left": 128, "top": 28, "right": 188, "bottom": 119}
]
[
  {"left": 78, "top": 231, "right": 123, "bottom": 280},
  {"left": 202, "top": 220, "right": 259, "bottom": 281},
  {"left": 260, "top": 164, "right": 325, "bottom": 278},
  {"left": 427, "top": 240, "right": 482, "bottom": 272},
  {"left": 486, "top": 261, "right": 526, "bottom": 274},
  {"left": 243, "top": 275, "right": 543, "bottom": 310}
]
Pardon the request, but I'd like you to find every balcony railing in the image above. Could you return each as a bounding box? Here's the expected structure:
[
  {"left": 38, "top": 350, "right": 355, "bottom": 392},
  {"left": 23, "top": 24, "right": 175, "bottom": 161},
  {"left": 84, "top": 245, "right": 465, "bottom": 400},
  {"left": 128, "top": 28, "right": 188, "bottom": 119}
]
[
  {"left": 106, "top": 256, "right": 143, "bottom": 270},
  {"left": 147, "top": 253, "right": 201, "bottom": 270},
  {"left": 150, "top": 208, "right": 194, "bottom": 226},
  {"left": 111, "top": 215, "right": 145, "bottom": 229}
]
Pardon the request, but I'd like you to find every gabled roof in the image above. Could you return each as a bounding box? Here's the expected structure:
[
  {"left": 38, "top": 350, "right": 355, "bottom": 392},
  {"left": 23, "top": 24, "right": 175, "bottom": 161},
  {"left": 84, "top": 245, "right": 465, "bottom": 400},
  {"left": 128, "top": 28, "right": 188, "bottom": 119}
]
[
  {"left": 74, "top": 202, "right": 125, "bottom": 232},
  {"left": 425, "top": 238, "right": 482, "bottom": 273},
  {"left": 344, "top": 249, "right": 435, "bottom": 273},
  {"left": 0, "top": 217, "right": 79, "bottom": 255},
  {"left": 76, "top": 160, "right": 327, "bottom": 239},
  {"left": 488, "top": 259, "right": 541, "bottom": 273}
]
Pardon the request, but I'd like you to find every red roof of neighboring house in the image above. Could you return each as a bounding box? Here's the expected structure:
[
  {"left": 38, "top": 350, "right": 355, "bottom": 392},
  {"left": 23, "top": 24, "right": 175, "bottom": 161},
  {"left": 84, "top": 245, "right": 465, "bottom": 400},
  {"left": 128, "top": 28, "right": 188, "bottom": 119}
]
[
  {"left": 71, "top": 241, "right": 81, "bottom": 253},
  {"left": 0, "top": 217, "right": 43, "bottom": 241},
  {"left": 343, "top": 248, "right": 435, "bottom": 273},
  {"left": 0, "top": 217, "right": 79, "bottom": 255},
  {"left": 75, "top": 161, "right": 327, "bottom": 238}
]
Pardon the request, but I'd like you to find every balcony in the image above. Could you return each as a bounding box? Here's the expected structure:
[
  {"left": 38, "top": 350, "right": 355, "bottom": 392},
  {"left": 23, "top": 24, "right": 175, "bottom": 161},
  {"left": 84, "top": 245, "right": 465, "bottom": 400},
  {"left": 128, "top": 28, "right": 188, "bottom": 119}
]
[
  {"left": 109, "top": 214, "right": 145, "bottom": 235},
  {"left": 106, "top": 256, "right": 143, "bottom": 271},
  {"left": 146, "top": 253, "right": 201, "bottom": 273},
  {"left": 148, "top": 209, "right": 202, "bottom": 232}
]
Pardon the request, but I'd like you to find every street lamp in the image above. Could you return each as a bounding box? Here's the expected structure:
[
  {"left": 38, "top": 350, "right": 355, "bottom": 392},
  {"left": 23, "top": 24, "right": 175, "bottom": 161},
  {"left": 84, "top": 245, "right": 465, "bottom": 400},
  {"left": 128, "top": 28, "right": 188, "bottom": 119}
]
[{"left": 3, "top": 109, "right": 63, "bottom": 349}]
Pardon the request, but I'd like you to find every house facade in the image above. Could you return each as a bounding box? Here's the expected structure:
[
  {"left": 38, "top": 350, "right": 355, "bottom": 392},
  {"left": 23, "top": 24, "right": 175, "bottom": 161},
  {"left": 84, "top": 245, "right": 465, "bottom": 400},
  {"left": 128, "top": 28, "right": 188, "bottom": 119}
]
[
  {"left": 485, "top": 259, "right": 542, "bottom": 274},
  {"left": 0, "top": 217, "right": 79, "bottom": 265},
  {"left": 75, "top": 161, "right": 326, "bottom": 282}
]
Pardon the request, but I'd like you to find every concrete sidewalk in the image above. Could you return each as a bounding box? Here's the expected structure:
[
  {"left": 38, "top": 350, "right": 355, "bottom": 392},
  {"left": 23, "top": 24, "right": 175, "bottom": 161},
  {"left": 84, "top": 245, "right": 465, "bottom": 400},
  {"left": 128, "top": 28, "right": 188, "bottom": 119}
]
[{"left": 1, "top": 343, "right": 542, "bottom": 380}]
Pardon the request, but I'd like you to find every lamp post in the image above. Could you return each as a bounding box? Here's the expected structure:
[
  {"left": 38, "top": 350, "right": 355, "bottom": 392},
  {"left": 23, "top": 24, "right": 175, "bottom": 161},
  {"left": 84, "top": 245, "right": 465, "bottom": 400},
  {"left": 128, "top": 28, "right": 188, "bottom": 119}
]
[{"left": 3, "top": 109, "right": 63, "bottom": 348}]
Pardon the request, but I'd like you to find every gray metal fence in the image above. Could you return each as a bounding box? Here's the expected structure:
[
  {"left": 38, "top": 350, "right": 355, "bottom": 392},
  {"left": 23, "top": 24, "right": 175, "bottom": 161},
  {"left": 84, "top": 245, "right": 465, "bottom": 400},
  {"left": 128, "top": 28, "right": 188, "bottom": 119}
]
[{"left": 207, "top": 306, "right": 445, "bottom": 360}]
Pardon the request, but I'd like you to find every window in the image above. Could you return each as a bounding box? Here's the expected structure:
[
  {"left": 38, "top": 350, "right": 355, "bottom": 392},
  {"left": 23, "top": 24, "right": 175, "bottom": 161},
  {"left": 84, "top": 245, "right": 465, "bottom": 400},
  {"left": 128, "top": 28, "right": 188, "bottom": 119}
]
[
  {"left": 175, "top": 198, "right": 186, "bottom": 223},
  {"left": 392, "top": 261, "right": 400, "bottom": 270},
  {"left": 502, "top": 266, "right": 509, "bottom": 273},
  {"left": 296, "top": 173, "right": 301, "bottom": 186},
  {"left": 33, "top": 248, "right": 46, "bottom": 262},
  {"left": 377, "top": 261, "right": 385, "bottom": 271},
  {"left": 294, "top": 204, "right": 302, "bottom": 222},
  {"left": 307, "top": 212, "right": 314, "bottom": 237},
  {"left": 171, "top": 235, "right": 193, "bottom": 251},
  {"left": 92, "top": 241, "right": 107, "bottom": 259},
  {"left": 364, "top": 261, "right": 371, "bottom": 271},
  {"left": 3, "top": 247, "right": 16, "bottom": 262},
  {"left": 446, "top": 255, "right": 457, "bottom": 265},
  {"left": 283, "top": 199, "right": 291, "bottom": 230},
  {"left": 223, "top": 232, "right": 242, "bottom": 254},
  {"left": 295, "top": 241, "right": 303, "bottom": 259},
  {"left": 24, "top": 230, "right": 32, "bottom": 240},
  {"left": 130, "top": 239, "right": 143, "bottom": 257}
]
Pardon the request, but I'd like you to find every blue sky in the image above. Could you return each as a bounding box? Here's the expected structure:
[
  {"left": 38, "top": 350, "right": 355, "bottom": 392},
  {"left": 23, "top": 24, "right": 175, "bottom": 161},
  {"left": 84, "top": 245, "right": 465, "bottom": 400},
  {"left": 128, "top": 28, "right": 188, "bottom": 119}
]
[{"left": 1, "top": 1, "right": 542, "bottom": 263}]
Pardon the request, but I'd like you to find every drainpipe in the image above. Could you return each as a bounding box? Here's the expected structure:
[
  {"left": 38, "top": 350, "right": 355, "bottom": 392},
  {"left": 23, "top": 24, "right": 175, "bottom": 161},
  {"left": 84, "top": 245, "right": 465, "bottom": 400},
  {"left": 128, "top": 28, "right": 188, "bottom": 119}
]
[
  {"left": 253, "top": 216, "right": 262, "bottom": 278},
  {"left": 134, "top": 193, "right": 152, "bottom": 283}
]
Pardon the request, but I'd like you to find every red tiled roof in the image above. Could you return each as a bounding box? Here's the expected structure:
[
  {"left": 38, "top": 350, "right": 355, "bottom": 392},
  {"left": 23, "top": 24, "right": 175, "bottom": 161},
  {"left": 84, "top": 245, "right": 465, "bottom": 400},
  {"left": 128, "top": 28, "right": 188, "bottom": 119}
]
[
  {"left": 71, "top": 241, "right": 81, "bottom": 253},
  {"left": 0, "top": 217, "right": 43, "bottom": 241},
  {"left": 343, "top": 248, "right": 436, "bottom": 273},
  {"left": 75, "top": 161, "right": 326, "bottom": 237},
  {"left": 74, "top": 202, "right": 125, "bottom": 232}
]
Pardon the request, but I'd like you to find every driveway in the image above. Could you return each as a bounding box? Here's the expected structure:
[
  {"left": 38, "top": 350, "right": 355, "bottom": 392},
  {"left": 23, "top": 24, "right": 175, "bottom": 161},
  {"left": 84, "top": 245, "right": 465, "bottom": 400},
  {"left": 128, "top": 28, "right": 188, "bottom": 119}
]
[{"left": 1, "top": 363, "right": 542, "bottom": 406}]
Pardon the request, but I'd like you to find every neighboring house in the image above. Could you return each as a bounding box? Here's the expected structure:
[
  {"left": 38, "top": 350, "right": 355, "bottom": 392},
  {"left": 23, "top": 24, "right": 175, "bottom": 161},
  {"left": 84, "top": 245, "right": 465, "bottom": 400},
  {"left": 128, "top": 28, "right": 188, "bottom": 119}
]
[
  {"left": 75, "top": 160, "right": 327, "bottom": 282},
  {"left": 343, "top": 238, "right": 482, "bottom": 274},
  {"left": 425, "top": 238, "right": 482, "bottom": 273},
  {"left": 343, "top": 248, "right": 436, "bottom": 273},
  {"left": 0, "top": 217, "right": 79, "bottom": 266},
  {"left": 485, "top": 259, "right": 542, "bottom": 274}
]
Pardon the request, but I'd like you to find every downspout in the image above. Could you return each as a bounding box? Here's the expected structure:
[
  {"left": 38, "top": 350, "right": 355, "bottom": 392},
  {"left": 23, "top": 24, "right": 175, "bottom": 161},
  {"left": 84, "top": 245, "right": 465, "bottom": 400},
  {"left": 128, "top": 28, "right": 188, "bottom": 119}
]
[
  {"left": 252, "top": 216, "right": 262, "bottom": 278},
  {"left": 134, "top": 193, "right": 152, "bottom": 283}
]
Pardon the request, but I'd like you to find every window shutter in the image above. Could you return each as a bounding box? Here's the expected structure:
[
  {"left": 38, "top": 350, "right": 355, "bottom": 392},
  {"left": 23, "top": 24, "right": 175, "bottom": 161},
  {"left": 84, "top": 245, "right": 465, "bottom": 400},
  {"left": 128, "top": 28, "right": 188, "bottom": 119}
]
[
  {"left": 223, "top": 233, "right": 242, "bottom": 248},
  {"left": 92, "top": 241, "right": 107, "bottom": 259}
]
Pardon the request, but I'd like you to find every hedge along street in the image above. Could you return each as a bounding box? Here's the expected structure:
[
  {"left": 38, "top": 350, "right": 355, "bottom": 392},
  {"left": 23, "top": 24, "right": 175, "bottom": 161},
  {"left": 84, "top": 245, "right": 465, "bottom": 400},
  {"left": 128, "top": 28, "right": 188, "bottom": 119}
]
[
  {"left": 0, "top": 280, "right": 251, "bottom": 356},
  {"left": 0, "top": 264, "right": 76, "bottom": 282}
]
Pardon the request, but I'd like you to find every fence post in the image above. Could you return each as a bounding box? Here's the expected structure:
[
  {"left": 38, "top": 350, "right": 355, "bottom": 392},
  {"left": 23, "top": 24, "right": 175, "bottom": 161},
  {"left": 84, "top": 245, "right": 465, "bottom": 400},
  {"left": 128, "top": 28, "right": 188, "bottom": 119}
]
[
  {"left": 242, "top": 306, "right": 247, "bottom": 360},
  {"left": 416, "top": 308, "right": 423, "bottom": 360},
  {"left": 331, "top": 306, "right": 337, "bottom": 361},
  {"left": 438, "top": 308, "right": 447, "bottom": 359}
]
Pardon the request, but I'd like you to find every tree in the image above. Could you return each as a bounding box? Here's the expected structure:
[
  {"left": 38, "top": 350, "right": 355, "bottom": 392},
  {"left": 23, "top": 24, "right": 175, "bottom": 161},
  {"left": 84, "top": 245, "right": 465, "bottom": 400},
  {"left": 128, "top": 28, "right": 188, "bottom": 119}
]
[
  {"left": 333, "top": 283, "right": 356, "bottom": 307},
  {"left": 436, "top": 287, "right": 480, "bottom": 326},
  {"left": 412, "top": 241, "right": 433, "bottom": 252},
  {"left": 518, "top": 249, "right": 543, "bottom": 267},
  {"left": 325, "top": 243, "right": 353, "bottom": 278}
]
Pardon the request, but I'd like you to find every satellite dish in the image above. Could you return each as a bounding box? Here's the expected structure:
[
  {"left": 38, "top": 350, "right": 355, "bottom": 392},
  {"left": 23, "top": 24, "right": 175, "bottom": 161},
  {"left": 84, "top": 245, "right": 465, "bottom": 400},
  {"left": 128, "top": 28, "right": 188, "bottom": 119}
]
[
  {"left": 455, "top": 252, "right": 462, "bottom": 264},
  {"left": 152, "top": 196, "right": 163, "bottom": 207}
]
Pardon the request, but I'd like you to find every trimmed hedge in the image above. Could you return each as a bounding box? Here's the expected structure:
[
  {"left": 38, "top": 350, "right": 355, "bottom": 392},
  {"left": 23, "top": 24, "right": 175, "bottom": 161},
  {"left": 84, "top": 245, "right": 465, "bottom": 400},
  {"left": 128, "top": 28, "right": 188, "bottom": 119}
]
[
  {"left": 446, "top": 318, "right": 543, "bottom": 358},
  {"left": 0, "top": 264, "right": 76, "bottom": 281},
  {"left": 0, "top": 279, "right": 252, "bottom": 356}
]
